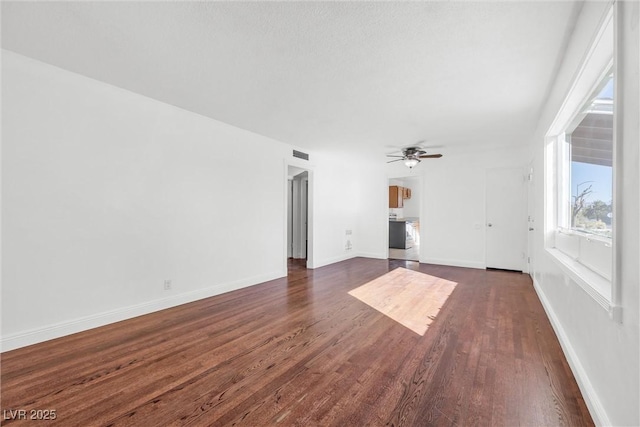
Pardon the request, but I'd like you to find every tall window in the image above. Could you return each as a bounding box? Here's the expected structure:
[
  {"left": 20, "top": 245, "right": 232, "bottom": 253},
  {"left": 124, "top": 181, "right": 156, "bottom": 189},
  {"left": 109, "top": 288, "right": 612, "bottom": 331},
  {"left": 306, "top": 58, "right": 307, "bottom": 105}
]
[{"left": 545, "top": 6, "right": 615, "bottom": 313}]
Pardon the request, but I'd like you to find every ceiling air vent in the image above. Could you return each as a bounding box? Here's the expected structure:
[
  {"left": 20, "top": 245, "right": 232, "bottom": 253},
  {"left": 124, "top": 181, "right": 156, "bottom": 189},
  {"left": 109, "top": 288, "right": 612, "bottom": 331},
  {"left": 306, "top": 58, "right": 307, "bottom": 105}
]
[{"left": 293, "top": 150, "right": 309, "bottom": 161}]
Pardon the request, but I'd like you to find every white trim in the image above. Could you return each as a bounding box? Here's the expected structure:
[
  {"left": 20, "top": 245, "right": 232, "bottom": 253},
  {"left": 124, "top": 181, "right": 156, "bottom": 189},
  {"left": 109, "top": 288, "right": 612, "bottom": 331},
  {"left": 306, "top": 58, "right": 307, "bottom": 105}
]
[
  {"left": 284, "top": 159, "right": 315, "bottom": 271},
  {"left": 422, "top": 257, "right": 485, "bottom": 270},
  {"left": 610, "top": 0, "right": 622, "bottom": 311},
  {"left": 532, "top": 277, "right": 611, "bottom": 427},
  {"left": 555, "top": 229, "right": 612, "bottom": 282},
  {"left": 558, "top": 227, "right": 612, "bottom": 245},
  {"left": 547, "top": 7, "right": 614, "bottom": 136},
  {"left": 310, "top": 253, "right": 358, "bottom": 269},
  {"left": 1, "top": 270, "right": 285, "bottom": 352},
  {"left": 546, "top": 248, "right": 615, "bottom": 314},
  {"left": 356, "top": 251, "right": 387, "bottom": 260}
]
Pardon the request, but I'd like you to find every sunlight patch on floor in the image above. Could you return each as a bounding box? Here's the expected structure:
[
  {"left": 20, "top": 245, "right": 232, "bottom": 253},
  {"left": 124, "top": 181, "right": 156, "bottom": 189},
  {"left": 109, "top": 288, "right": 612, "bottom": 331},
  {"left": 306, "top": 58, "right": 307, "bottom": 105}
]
[{"left": 348, "top": 267, "right": 457, "bottom": 336}]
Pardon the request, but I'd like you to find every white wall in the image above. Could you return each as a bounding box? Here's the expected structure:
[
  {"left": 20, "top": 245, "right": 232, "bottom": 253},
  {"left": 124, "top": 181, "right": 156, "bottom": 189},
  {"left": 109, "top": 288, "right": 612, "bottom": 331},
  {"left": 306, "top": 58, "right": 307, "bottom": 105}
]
[
  {"left": 1, "top": 51, "right": 377, "bottom": 350},
  {"left": 310, "top": 150, "right": 387, "bottom": 267},
  {"left": 1, "top": 51, "right": 289, "bottom": 349},
  {"left": 529, "top": 2, "right": 639, "bottom": 426},
  {"left": 400, "top": 178, "right": 420, "bottom": 219},
  {"left": 354, "top": 156, "right": 388, "bottom": 260},
  {"left": 388, "top": 146, "right": 529, "bottom": 269}
]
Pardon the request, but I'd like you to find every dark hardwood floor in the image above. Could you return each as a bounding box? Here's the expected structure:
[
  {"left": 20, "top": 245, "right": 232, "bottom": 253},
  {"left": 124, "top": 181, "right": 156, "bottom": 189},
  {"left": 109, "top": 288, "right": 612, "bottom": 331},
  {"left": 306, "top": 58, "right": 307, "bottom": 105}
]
[{"left": 1, "top": 258, "right": 593, "bottom": 426}]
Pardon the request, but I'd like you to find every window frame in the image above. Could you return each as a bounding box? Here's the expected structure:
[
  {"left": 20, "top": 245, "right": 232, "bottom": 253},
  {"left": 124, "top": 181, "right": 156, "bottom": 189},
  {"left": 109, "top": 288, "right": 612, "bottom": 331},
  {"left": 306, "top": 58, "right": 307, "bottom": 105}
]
[{"left": 544, "top": 5, "right": 621, "bottom": 322}]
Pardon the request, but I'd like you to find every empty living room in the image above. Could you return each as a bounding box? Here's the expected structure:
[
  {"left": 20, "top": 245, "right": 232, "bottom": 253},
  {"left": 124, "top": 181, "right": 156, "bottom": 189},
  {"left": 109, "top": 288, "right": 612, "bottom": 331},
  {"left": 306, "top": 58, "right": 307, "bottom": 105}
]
[{"left": 1, "top": 1, "right": 638, "bottom": 426}]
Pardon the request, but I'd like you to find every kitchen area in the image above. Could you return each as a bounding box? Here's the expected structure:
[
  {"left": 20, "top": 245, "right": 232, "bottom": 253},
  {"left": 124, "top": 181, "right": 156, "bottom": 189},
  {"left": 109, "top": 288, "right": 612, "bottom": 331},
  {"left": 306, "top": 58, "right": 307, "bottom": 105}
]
[{"left": 388, "top": 177, "right": 421, "bottom": 261}]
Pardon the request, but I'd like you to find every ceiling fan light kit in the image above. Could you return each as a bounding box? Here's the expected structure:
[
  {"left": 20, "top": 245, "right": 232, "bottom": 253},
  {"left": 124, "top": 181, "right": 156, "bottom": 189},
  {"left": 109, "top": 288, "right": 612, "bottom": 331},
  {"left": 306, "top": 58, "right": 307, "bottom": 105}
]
[
  {"left": 404, "top": 158, "right": 420, "bottom": 169},
  {"left": 387, "top": 146, "right": 443, "bottom": 169}
]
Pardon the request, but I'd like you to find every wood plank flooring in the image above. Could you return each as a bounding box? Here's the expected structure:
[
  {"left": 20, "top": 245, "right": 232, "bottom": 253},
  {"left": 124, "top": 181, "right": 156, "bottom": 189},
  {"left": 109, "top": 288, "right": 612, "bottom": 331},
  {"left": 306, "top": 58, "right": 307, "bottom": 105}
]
[
  {"left": 1, "top": 258, "right": 593, "bottom": 426},
  {"left": 348, "top": 267, "right": 456, "bottom": 336}
]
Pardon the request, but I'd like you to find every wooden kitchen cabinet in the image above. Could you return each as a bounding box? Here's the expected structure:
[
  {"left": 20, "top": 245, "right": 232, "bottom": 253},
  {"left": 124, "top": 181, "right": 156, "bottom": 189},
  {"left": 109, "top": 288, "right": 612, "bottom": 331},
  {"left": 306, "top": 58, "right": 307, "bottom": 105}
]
[
  {"left": 389, "top": 186, "right": 403, "bottom": 208},
  {"left": 402, "top": 187, "right": 411, "bottom": 199}
]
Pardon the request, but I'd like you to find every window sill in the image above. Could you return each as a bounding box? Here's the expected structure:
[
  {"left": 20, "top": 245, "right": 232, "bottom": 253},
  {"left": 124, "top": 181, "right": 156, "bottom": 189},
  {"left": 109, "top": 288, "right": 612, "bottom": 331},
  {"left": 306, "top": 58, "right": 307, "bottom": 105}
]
[
  {"left": 557, "top": 227, "right": 612, "bottom": 245},
  {"left": 545, "top": 247, "right": 620, "bottom": 321}
]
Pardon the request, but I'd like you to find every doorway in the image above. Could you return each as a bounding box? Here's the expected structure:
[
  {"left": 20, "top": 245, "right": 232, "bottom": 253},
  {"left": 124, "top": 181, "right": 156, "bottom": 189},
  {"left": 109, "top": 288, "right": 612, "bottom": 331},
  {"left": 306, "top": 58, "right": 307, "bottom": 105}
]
[
  {"left": 387, "top": 176, "right": 421, "bottom": 262},
  {"left": 286, "top": 164, "right": 312, "bottom": 271}
]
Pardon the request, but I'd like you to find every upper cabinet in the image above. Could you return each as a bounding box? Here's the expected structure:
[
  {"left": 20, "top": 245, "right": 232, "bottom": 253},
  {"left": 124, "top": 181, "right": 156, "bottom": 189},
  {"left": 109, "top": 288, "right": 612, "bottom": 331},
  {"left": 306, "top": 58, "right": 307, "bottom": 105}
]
[
  {"left": 389, "top": 185, "right": 412, "bottom": 208},
  {"left": 403, "top": 187, "right": 412, "bottom": 200},
  {"left": 389, "top": 186, "right": 403, "bottom": 208}
]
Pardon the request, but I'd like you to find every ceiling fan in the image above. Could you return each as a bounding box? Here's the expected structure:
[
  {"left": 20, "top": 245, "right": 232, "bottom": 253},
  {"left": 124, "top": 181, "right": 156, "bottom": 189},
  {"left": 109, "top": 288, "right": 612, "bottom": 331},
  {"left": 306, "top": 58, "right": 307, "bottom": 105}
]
[{"left": 387, "top": 146, "right": 443, "bottom": 169}]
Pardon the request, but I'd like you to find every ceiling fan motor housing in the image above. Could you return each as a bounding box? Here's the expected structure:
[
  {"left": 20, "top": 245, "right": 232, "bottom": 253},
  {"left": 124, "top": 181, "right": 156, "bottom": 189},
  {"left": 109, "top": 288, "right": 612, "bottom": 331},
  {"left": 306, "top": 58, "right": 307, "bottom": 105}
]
[{"left": 403, "top": 147, "right": 426, "bottom": 157}]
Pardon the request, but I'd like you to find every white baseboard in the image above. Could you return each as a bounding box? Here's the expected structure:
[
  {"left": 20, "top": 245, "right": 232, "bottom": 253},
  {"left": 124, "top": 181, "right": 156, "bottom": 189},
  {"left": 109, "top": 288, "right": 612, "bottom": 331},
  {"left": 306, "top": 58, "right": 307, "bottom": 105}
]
[
  {"left": 421, "top": 257, "right": 485, "bottom": 270},
  {"left": 356, "top": 251, "right": 387, "bottom": 260},
  {"left": 532, "top": 277, "right": 610, "bottom": 427},
  {"left": 309, "top": 253, "right": 357, "bottom": 269},
  {"left": 1, "top": 270, "right": 285, "bottom": 352}
]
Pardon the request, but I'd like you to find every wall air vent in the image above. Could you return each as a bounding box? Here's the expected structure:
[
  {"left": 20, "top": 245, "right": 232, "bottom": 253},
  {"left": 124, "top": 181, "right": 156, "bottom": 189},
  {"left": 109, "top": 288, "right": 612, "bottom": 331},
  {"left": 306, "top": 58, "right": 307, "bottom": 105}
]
[{"left": 293, "top": 150, "right": 309, "bottom": 161}]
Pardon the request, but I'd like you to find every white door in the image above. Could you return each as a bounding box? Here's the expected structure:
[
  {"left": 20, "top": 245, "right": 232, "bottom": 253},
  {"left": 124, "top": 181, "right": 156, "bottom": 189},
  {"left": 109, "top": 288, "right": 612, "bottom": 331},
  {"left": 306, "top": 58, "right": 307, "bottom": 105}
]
[
  {"left": 526, "top": 164, "right": 535, "bottom": 274},
  {"left": 485, "top": 168, "right": 527, "bottom": 271}
]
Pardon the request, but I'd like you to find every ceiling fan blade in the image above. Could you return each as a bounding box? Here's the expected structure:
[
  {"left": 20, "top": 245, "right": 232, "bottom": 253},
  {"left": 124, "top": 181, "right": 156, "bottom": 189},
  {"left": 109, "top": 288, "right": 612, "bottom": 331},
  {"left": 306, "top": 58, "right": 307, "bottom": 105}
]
[
  {"left": 386, "top": 155, "right": 404, "bottom": 158},
  {"left": 418, "top": 154, "right": 443, "bottom": 159},
  {"left": 386, "top": 159, "right": 405, "bottom": 163}
]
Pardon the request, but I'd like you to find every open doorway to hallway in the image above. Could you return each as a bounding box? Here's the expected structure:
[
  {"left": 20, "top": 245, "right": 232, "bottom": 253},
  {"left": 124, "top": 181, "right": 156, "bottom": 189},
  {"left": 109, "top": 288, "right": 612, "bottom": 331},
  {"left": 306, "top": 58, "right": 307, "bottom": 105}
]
[
  {"left": 287, "top": 166, "right": 309, "bottom": 269},
  {"left": 388, "top": 176, "right": 421, "bottom": 262}
]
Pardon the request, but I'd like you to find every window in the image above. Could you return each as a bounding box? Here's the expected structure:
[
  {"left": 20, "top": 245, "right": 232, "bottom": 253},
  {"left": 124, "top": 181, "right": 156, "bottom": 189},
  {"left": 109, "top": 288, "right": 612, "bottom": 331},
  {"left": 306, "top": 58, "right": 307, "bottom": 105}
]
[
  {"left": 562, "top": 74, "right": 613, "bottom": 239},
  {"left": 554, "top": 71, "right": 614, "bottom": 283},
  {"left": 545, "top": 6, "right": 619, "bottom": 318}
]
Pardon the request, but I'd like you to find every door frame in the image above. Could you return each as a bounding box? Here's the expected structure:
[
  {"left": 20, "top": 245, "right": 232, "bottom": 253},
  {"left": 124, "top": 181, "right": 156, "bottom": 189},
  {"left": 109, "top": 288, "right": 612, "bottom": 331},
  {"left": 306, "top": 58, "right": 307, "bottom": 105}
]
[
  {"left": 485, "top": 167, "right": 527, "bottom": 271},
  {"left": 284, "top": 159, "right": 315, "bottom": 271},
  {"left": 386, "top": 174, "right": 424, "bottom": 262},
  {"left": 526, "top": 163, "right": 535, "bottom": 274},
  {"left": 291, "top": 171, "right": 308, "bottom": 260}
]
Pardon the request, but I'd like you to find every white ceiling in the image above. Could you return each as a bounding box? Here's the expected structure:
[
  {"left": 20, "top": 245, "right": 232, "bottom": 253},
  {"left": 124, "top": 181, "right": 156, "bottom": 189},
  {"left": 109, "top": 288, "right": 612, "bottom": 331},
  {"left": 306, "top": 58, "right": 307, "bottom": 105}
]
[{"left": 2, "top": 1, "right": 582, "bottom": 155}]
